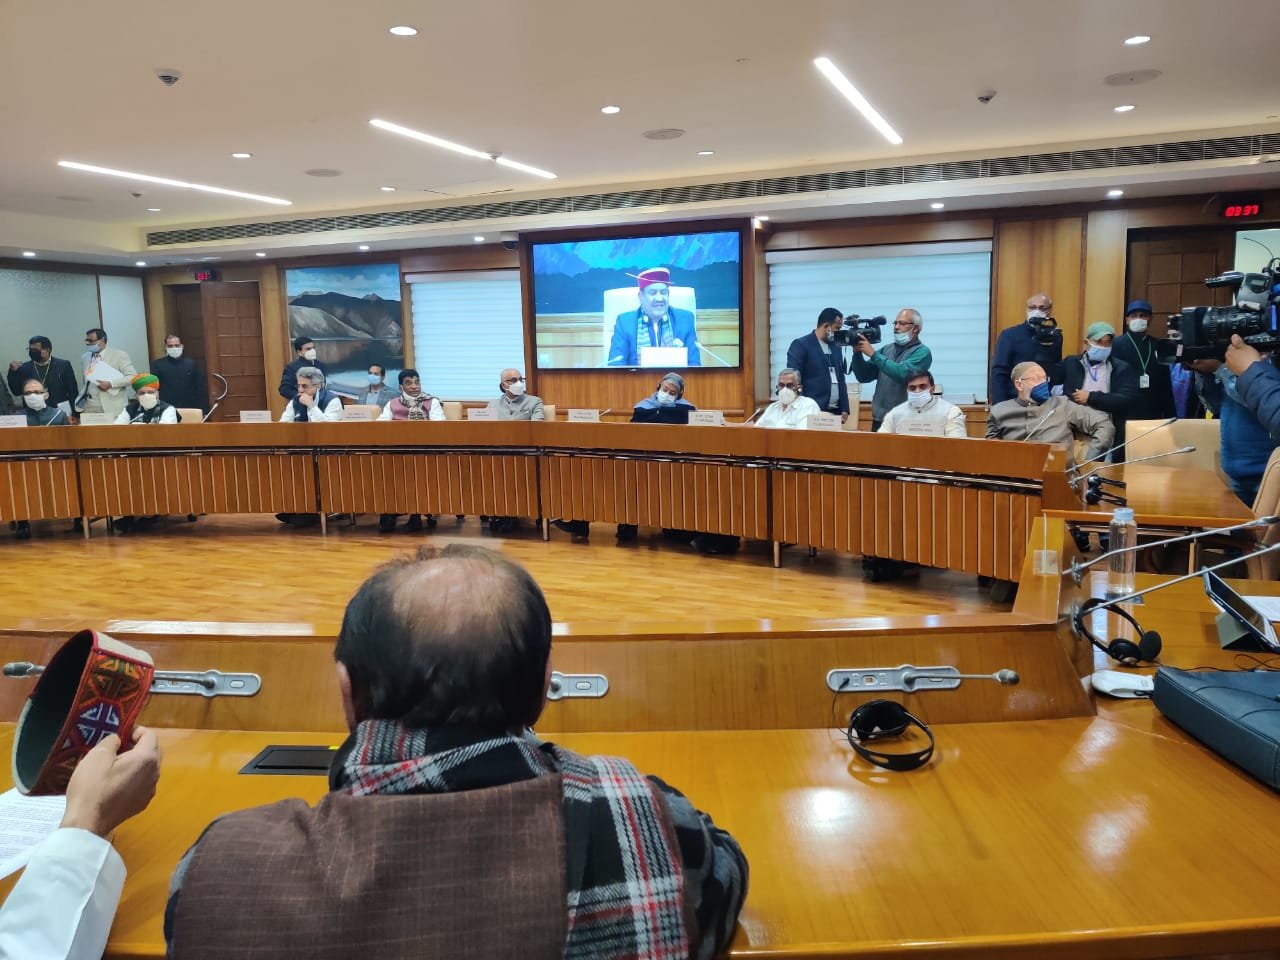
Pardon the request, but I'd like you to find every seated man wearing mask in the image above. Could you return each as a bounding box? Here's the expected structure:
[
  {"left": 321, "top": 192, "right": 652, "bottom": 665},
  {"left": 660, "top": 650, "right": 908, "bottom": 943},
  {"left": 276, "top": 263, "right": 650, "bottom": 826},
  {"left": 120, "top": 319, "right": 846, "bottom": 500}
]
[
  {"left": 756, "top": 368, "right": 821, "bottom": 429},
  {"left": 987, "top": 361, "right": 1113, "bottom": 463},
  {"left": 114, "top": 373, "right": 179, "bottom": 424},
  {"left": 165, "top": 545, "right": 747, "bottom": 959},
  {"left": 378, "top": 369, "right": 442, "bottom": 532},
  {"left": 280, "top": 367, "right": 343, "bottom": 422},
  {"left": 15, "top": 378, "right": 69, "bottom": 539},
  {"left": 878, "top": 371, "right": 967, "bottom": 438},
  {"left": 486, "top": 368, "right": 545, "bottom": 420}
]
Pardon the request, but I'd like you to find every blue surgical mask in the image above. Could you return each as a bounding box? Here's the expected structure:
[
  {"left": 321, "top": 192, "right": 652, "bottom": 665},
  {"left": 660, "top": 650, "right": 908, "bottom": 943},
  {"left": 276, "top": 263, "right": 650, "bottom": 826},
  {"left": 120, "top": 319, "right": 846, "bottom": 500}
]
[
  {"left": 367, "top": 373, "right": 382, "bottom": 385},
  {"left": 1029, "top": 382, "right": 1052, "bottom": 404},
  {"left": 893, "top": 332, "right": 911, "bottom": 346},
  {"left": 655, "top": 391, "right": 676, "bottom": 407},
  {"left": 86, "top": 343, "right": 102, "bottom": 354},
  {"left": 1086, "top": 344, "right": 1111, "bottom": 363}
]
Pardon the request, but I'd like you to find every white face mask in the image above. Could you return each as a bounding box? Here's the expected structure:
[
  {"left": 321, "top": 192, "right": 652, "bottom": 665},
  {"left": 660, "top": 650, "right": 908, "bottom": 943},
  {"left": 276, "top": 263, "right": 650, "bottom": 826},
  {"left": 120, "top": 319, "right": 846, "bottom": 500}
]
[
  {"left": 1027, "top": 309, "right": 1049, "bottom": 323},
  {"left": 907, "top": 389, "right": 931, "bottom": 410},
  {"left": 656, "top": 390, "right": 676, "bottom": 407},
  {"left": 23, "top": 394, "right": 47, "bottom": 412},
  {"left": 138, "top": 393, "right": 159, "bottom": 410},
  {"left": 506, "top": 380, "right": 526, "bottom": 397},
  {"left": 1128, "top": 318, "right": 1148, "bottom": 334},
  {"left": 166, "top": 345, "right": 183, "bottom": 359},
  {"left": 777, "top": 387, "right": 797, "bottom": 406},
  {"left": 303, "top": 348, "right": 318, "bottom": 361}
]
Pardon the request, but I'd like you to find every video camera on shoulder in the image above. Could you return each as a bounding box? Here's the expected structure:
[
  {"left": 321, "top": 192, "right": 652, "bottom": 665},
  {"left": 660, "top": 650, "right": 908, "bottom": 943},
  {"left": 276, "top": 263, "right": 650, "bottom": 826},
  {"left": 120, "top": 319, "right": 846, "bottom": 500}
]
[
  {"left": 1027, "top": 314, "right": 1062, "bottom": 348},
  {"left": 831, "top": 313, "right": 887, "bottom": 347},
  {"left": 1156, "top": 259, "right": 1280, "bottom": 364}
]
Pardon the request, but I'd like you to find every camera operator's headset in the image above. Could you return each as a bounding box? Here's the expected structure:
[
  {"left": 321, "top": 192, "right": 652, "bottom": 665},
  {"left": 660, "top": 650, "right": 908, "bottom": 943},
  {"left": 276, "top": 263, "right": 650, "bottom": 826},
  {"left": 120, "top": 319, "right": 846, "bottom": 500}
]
[
  {"left": 844, "top": 700, "right": 935, "bottom": 771},
  {"left": 1072, "top": 597, "right": 1163, "bottom": 666}
]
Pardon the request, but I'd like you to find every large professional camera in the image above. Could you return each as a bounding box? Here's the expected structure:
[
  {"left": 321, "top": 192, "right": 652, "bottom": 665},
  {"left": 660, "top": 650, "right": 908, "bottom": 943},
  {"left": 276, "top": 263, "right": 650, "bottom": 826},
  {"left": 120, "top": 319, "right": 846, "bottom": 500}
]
[
  {"left": 1157, "top": 260, "right": 1280, "bottom": 364},
  {"left": 831, "top": 313, "right": 887, "bottom": 347},
  {"left": 1027, "top": 314, "right": 1063, "bottom": 349}
]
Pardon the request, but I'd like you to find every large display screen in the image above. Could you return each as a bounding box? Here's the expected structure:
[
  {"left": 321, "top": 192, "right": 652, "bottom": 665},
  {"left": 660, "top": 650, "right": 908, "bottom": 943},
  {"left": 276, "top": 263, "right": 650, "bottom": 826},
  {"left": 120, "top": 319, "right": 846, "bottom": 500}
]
[{"left": 530, "top": 228, "right": 742, "bottom": 369}]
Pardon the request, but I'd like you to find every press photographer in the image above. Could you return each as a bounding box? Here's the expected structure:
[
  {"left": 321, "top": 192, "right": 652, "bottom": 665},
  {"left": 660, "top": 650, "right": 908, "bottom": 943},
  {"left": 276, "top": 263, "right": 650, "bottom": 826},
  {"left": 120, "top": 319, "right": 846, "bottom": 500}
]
[{"left": 849, "top": 308, "right": 933, "bottom": 432}]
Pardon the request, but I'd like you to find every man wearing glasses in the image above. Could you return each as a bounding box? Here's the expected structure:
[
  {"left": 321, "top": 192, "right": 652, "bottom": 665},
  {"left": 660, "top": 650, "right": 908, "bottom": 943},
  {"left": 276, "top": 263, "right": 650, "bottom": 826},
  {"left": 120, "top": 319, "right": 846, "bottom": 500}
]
[
  {"left": 486, "top": 368, "right": 545, "bottom": 420},
  {"left": 850, "top": 307, "right": 933, "bottom": 432},
  {"left": 987, "top": 361, "right": 1112, "bottom": 463}
]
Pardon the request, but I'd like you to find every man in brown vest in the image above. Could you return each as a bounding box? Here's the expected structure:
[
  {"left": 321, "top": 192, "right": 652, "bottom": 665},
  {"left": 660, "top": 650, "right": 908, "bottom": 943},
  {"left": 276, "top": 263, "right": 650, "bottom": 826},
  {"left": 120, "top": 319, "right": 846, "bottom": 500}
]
[{"left": 164, "top": 545, "right": 748, "bottom": 959}]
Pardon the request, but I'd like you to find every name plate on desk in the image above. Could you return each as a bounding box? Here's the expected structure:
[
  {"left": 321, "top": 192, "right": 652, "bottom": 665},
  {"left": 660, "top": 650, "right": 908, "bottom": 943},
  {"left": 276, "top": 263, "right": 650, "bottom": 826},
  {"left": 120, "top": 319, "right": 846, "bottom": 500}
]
[
  {"left": 78, "top": 413, "right": 112, "bottom": 425},
  {"left": 0, "top": 415, "right": 27, "bottom": 428},
  {"left": 805, "top": 413, "right": 841, "bottom": 432},
  {"left": 239, "top": 410, "right": 272, "bottom": 423},
  {"left": 466, "top": 408, "right": 497, "bottom": 421},
  {"left": 340, "top": 408, "right": 374, "bottom": 421},
  {"left": 567, "top": 409, "right": 600, "bottom": 422},
  {"left": 689, "top": 410, "right": 725, "bottom": 426},
  {"left": 902, "top": 420, "right": 945, "bottom": 437}
]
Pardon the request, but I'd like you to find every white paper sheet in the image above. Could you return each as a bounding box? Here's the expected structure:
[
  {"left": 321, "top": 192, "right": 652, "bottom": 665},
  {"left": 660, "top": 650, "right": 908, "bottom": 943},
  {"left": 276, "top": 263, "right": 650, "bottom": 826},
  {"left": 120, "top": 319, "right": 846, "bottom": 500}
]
[
  {"left": 0, "top": 789, "right": 66, "bottom": 879},
  {"left": 1243, "top": 595, "right": 1280, "bottom": 623},
  {"left": 85, "top": 359, "right": 125, "bottom": 384}
]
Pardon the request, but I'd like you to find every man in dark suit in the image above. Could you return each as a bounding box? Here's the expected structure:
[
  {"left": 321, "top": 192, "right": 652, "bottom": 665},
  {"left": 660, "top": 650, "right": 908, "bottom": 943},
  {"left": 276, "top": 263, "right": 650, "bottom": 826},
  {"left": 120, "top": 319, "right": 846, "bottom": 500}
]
[
  {"left": 7, "top": 336, "right": 79, "bottom": 416},
  {"left": 786, "top": 307, "right": 849, "bottom": 422},
  {"left": 278, "top": 336, "right": 327, "bottom": 401},
  {"left": 151, "top": 334, "right": 207, "bottom": 413},
  {"left": 607, "top": 267, "right": 701, "bottom": 367},
  {"left": 1110, "top": 299, "right": 1175, "bottom": 422}
]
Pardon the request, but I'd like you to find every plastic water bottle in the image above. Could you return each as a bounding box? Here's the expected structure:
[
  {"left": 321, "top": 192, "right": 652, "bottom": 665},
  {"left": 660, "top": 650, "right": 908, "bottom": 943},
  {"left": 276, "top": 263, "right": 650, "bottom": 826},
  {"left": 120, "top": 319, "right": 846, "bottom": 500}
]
[{"left": 1106, "top": 507, "right": 1137, "bottom": 598}]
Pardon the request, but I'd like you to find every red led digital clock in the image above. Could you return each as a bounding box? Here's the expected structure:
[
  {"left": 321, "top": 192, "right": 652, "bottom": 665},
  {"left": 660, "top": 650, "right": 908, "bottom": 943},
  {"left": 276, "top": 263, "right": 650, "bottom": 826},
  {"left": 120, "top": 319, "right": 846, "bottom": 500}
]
[
  {"left": 193, "top": 268, "right": 218, "bottom": 282},
  {"left": 1222, "top": 201, "right": 1262, "bottom": 219}
]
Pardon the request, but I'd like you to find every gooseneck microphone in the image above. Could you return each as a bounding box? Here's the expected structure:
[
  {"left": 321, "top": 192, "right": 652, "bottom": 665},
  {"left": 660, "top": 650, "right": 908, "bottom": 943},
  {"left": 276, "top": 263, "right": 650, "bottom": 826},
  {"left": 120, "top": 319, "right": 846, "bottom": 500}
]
[
  {"left": 1068, "top": 417, "right": 1178, "bottom": 475},
  {"left": 1073, "top": 446, "right": 1196, "bottom": 485},
  {"left": 1066, "top": 515, "right": 1280, "bottom": 584},
  {"left": 902, "top": 668, "right": 1020, "bottom": 686}
]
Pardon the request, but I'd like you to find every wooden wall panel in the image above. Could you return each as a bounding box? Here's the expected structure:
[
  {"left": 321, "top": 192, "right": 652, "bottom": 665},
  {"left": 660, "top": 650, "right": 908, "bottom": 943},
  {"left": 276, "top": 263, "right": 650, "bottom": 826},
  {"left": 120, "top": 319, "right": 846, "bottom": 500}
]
[{"left": 992, "top": 216, "right": 1086, "bottom": 357}]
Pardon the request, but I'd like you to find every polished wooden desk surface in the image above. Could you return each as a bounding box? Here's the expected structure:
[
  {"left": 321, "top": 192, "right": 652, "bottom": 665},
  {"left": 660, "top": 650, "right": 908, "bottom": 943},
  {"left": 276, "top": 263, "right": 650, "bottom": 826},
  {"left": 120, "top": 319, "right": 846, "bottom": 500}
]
[
  {"left": 2, "top": 721, "right": 1278, "bottom": 959},
  {"left": 1045, "top": 465, "right": 1252, "bottom": 528}
]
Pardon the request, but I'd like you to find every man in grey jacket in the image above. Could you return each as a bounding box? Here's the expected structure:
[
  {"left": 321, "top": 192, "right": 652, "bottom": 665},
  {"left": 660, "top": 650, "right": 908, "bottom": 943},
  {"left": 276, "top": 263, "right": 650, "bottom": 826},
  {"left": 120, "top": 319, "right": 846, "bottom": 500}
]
[
  {"left": 987, "top": 361, "right": 1113, "bottom": 463},
  {"left": 486, "top": 368, "right": 545, "bottom": 420}
]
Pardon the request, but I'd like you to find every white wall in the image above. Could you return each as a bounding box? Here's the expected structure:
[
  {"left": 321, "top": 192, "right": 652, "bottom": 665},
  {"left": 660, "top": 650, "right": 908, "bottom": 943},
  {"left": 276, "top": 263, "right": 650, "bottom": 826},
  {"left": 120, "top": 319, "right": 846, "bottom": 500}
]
[
  {"left": 1234, "top": 228, "right": 1280, "bottom": 273},
  {"left": 0, "top": 269, "right": 147, "bottom": 397}
]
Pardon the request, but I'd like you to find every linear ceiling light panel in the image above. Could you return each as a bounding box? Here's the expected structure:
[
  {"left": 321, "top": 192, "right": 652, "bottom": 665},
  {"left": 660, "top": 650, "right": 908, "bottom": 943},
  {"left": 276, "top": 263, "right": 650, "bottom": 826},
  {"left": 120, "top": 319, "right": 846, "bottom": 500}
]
[
  {"left": 56, "top": 161, "right": 292, "bottom": 205},
  {"left": 369, "top": 118, "right": 557, "bottom": 179},
  {"left": 813, "top": 56, "right": 903, "bottom": 145}
]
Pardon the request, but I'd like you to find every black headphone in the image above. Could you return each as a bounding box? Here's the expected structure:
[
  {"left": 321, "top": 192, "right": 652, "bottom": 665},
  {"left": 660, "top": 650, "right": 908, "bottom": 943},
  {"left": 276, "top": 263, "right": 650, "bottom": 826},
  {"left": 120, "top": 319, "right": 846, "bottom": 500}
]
[
  {"left": 845, "top": 700, "right": 935, "bottom": 771},
  {"left": 1073, "top": 597, "right": 1163, "bottom": 666}
]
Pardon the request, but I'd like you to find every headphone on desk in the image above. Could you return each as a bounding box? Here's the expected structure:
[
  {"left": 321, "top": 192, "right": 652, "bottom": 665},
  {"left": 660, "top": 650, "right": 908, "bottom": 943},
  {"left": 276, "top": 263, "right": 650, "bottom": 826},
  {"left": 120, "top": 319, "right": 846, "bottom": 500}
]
[
  {"left": 845, "top": 700, "right": 935, "bottom": 771},
  {"left": 1073, "top": 597, "right": 1163, "bottom": 666}
]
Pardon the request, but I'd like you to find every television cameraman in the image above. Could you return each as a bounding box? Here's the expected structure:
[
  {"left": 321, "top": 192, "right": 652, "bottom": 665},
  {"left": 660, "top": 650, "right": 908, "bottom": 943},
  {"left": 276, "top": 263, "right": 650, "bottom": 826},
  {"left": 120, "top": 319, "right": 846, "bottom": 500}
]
[
  {"left": 850, "top": 308, "right": 932, "bottom": 432},
  {"left": 990, "top": 292, "right": 1064, "bottom": 404},
  {"left": 1226, "top": 333, "right": 1280, "bottom": 439}
]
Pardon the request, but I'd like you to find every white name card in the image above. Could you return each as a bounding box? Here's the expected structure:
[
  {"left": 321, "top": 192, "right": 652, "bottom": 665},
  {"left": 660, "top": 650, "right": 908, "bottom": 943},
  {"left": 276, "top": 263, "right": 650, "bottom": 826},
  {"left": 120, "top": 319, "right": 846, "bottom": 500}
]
[
  {"left": 466, "top": 408, "right": 497, "bottom": 421},
  {"left": 340, "top": 408, "right": 374, "bottom": 421},
  {"left": 239, "top": 410, "right": 273, "bottom": 423},
  {"left": 567, "top": 409, "right": 600, "bottom": 422},
  {"left": 805, "top": 413, "right": 841, "bottom": 432},
  {"left": 78, "top": 413, "right": 112, "bottom": 426},
  {"left": 0, "top": 415, "right": 27, "bottom": 428},
  {"left": 689, "top": 410, "right": 725, "bottom": 426},
  {"left": 902, "top": 420, "right": 945, "bottom": 437}
]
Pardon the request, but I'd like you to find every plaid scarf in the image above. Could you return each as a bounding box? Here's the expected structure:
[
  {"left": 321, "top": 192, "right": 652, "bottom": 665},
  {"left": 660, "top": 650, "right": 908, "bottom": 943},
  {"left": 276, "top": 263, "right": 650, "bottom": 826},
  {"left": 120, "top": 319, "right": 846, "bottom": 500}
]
[
  {"left": 398, "top": 392, "right": 433, "bottom": 420},
  {"left": 636, "top": 310, "right": 674, "bottom": 352},
  {"left": 333, "top": 719, "right": 692, "bottom": 960}
]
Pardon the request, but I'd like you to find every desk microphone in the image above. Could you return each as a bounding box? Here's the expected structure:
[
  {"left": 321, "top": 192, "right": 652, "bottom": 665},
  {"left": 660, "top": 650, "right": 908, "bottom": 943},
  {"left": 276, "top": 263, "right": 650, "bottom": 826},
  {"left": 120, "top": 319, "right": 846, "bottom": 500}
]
[
  {"left": 1068, "top": 417, "right": 1177, "bottom": 475},
  {"left": 1022, "top": 405, "right": 1059, "bottom": 443},
  {"left": 743, "top": 405, "right": 767, "bottom": 425},
  {"left": 694, "top": 341, "right": 733, "bottom": 367},
  {"left": 1069, "top": 540, "right": 1280, "bottom": 664},
  {"left": 1073, "top": 446, "right": 1196, "bottom": 485},
  {"left": 1065, "top": 515, "right": 1280, "bottom": 584},
  {"left": 902, "top": 667, "right": 1020, "bottom": 686}
]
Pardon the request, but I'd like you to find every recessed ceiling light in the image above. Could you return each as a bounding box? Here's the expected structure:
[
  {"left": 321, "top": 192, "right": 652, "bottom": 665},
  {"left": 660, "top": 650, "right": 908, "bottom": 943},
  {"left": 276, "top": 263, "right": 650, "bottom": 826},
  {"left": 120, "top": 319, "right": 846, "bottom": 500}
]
[
  {"left": 697, "top": 150, "right": 715, "bottom": 156},
  {"left": 1114, "top": 104, "right": 1136, "bottom": 112},
  {"left": 368, "top": 118, "right": 557, "bottom": 179},
  {"left": 1124, "top": 35, "right": 1151, "bottom": 45},
  {"left": 21, "top": 251, "right": 36, "bottom": 258},
  {"left": 135, "top": 261, "right": 147, "bottom": 267},
  {"left": 473, "top": 235, "right": 486, "bottom": 242},
  {"left": 930, "top": 202, "right": 945, "bottom": 210},
  {"left": 600, "top": 105, "right": 621, "bottom": 115},
  {"left": 756, "top": 215, "right": 770, "bottom": 221},
  {"left": 230, "top": 152, "right": 252, "bottom": 159},
  {"left": 389, "top": 25, "right": 418, "bottom": 36},
  {"left": 1107, "top": 189, "right": 1125, "bottom": 198},
  {"left": 255, "top": 251, "right": 267, "bottom": 257},
  {"left": 57, "top": 160, "right": 291, "bottom": 205},
  {"left": 358, "top": 244, "right": 370, "bottom": 251},
  {"left": 813, "top": 56, "right": 903, "bottom": 145},
  {"left": 379, "top": 185, "right": 396, "bottom": 192},
  {"left": 146, "top": 207, "right": 161, "bottom": 212}
]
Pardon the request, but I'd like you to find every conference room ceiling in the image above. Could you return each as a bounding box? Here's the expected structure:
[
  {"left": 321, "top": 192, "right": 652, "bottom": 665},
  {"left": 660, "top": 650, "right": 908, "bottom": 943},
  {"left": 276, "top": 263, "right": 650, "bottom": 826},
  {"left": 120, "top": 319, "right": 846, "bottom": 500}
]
[{"left": 1, "top": 0, "right": 1278, "bottom": 258}]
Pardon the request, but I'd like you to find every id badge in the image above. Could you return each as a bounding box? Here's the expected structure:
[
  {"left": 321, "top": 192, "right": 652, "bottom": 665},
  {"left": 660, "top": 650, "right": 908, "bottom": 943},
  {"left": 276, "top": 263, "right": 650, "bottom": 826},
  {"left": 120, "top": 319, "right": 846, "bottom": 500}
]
[
  {"left": 1139, "top": 374, "right": 1150, "bottom": 389},
  {"left": 830, "top": 368, "right": 838, "bottom": 383}
]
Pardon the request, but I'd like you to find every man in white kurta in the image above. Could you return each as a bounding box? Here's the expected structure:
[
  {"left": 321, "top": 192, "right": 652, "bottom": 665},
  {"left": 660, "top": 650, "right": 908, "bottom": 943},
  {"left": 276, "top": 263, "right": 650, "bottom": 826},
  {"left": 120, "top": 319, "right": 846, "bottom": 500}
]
[
  {"left": 877, "top": 371, "right": 968, "bottom": 439},
  {"left": 756, "top": 368, "right": 821, "bottom": 429}
]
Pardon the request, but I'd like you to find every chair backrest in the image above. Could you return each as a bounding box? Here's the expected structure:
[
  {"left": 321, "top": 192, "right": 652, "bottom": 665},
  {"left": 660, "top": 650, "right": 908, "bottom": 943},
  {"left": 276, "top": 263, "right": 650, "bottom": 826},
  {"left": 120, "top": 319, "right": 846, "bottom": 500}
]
[
  {"left": 842, "top": 382, "right": 861, "bottom": 431},
  {"left": 543, "top": 403, "right": 556, "bottom": 421},
  {"left": 1124, "top": 417, "right": 1221, "bottom": 471},
  {"left": 442, "top": 401, "right": 463, "bottom": 421},
  {"left": 341, "top": 404, "right": 379, "bottom": 421},
  {"left": 177, "top": 407, "right": 203, "bottom": 424},
  {"left": 1246, "top": 447, "right": 1280, "bottom": 579},
  {"left": 601, "top": 287, "right": 697, "bottom": 364}
]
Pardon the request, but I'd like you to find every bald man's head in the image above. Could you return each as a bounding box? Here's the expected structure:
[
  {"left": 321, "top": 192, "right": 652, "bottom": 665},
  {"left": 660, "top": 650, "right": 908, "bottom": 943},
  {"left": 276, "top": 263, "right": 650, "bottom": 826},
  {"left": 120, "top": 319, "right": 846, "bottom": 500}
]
[{"left": 335, "top": 545, "right": 552, "bottom": 730}]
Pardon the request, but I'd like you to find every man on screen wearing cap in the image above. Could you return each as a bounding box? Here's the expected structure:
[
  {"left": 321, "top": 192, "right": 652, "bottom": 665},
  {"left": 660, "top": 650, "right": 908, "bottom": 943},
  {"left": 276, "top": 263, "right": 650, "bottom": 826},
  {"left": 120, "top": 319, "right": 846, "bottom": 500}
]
[
  {"left": 1062, "top": 321, "right": 1139, "bottom": 450},
  {"left": 1110, "top": 299, "right": 1175, "bottom": 423},
  {"left": 606, "top": 267, "right": 701, "bottom": 367}
]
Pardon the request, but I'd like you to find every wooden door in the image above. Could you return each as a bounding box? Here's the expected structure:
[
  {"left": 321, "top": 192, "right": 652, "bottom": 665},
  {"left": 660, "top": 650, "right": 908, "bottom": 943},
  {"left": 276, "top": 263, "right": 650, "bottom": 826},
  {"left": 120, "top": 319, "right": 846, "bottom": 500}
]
[
  {"left": 199, "top": 281, "right": 268, "bottom": 422},
  {"left": 1126, "top": 228, "right": 1236, "bottom": 338},
  {"left": 170, "top": 285, "right": 207, "bottom": 370}
]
